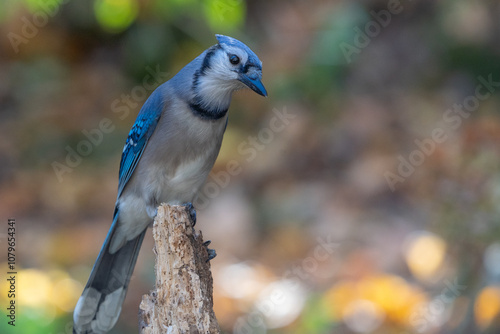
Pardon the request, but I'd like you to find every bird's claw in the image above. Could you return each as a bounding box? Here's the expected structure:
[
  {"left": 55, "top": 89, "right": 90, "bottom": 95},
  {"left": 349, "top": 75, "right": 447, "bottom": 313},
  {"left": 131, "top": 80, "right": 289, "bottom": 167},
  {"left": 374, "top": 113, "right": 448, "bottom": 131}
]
[
  {"left": 184, "top": 202, "right": 197, "bottom": 226},
  {"left": 183, "top": 204, "right": 215, "bottom": 261},
  {"left": 203, "top": 240, "right": 216, "bottom": 262}
]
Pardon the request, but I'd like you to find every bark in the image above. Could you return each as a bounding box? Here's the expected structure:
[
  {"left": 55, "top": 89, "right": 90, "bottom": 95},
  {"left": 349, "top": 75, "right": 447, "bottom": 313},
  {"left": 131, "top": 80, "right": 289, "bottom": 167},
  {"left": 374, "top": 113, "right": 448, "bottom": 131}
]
[{"left": 138, "top": 204, "right": 220, "bottom": 334}]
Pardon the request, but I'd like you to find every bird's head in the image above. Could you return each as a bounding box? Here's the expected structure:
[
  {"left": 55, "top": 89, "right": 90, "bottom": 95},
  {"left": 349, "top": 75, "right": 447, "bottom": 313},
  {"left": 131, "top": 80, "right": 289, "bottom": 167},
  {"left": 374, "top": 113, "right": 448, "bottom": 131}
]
[{"left": 197, "top": 34, "right": 267, "bottom": 97}]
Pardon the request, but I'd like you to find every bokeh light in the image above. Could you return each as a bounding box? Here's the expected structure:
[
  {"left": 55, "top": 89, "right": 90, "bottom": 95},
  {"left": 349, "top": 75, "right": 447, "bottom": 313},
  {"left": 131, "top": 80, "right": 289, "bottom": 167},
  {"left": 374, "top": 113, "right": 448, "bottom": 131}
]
[
  {"left": 18, "top": 268, "right": 52, "bottom": 308},
  {"left": 94, "top": 0, "right": 138, "bottom": 33},
  {"left": 255, "top": 279, "right": 307, "bottom": 329},
  {"left": 216, "top": 262, "right": 269, "bottom": 301},
  {"left": 404, "top": 231, "right": 447, "bottom": 282},
  {"left": 484, "top": 242, "right": 500, "bottom": 278},
  {"left": 343, "top": 299, "right": 385, "bottom": 333},
  {"left": 0, "top": 266, "right": 82, "bottom": 330},
  {"left": 324, "top": 273, "right": 427, "bottom": 330},
  {"left": 475, "top": 286, "right": 500, "bottom": 329}
]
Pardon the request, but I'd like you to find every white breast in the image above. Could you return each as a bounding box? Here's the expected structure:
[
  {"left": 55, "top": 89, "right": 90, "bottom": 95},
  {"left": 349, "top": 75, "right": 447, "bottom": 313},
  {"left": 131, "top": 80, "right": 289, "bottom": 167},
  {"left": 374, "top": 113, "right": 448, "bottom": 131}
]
[
  {"left": 156, "top": 152, "right": 213, "bottom": 204},
  {"left": 144, "top": 108, "right": 227, "bottom": 205}
]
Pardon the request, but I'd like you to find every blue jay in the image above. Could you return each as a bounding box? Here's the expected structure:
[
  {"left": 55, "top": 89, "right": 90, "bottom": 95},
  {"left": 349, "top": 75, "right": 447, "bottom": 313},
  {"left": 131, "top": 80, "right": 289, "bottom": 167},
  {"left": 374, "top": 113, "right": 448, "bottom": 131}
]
[{"left": 73, "top": 34, "right": 266, "bottom": 334}]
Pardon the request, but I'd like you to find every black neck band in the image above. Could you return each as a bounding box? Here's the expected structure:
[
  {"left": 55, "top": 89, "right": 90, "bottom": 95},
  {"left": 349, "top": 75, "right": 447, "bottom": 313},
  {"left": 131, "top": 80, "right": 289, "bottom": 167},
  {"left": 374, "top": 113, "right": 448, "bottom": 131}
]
[{"left": 189, "top": 100, "right": 228, "bottom": 120}]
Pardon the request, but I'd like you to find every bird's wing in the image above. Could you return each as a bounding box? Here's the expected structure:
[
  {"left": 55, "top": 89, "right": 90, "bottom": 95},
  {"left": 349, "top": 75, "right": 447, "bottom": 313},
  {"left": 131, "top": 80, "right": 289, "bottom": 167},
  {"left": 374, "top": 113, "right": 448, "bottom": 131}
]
[{"left": 117, "top": 90, "right": 165, "bottom": 198}]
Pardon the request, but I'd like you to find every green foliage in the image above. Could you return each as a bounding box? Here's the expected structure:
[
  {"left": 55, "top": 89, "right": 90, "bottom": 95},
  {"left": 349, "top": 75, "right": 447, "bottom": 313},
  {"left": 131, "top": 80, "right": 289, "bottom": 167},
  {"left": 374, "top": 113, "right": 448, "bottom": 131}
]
[
  {"left": 23, "top": 0, "right": 63, "bottom": 14},
  {"left": 295, "top": 295, "right": 335, "bottom": 334},
  {"left": 203, "top": 0, "right": 245, "bottom": 31},
  {"left": 94, "top": 0, "right": 139, "bottom": 33}
]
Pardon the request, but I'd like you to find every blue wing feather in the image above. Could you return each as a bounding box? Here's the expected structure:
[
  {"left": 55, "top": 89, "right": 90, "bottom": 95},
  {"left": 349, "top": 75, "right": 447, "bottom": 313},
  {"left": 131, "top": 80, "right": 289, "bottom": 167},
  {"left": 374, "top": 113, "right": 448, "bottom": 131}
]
[{"left": 117, "top": 88, "right": 165, "bottom": 197}]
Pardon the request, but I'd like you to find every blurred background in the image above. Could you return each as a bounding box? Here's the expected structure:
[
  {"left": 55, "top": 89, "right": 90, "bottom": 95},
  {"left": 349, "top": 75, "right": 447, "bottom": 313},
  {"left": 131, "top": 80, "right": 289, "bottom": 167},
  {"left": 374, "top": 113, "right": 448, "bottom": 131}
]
[{"left": 2, "top": 0, "right": 500, "bottom": 333}]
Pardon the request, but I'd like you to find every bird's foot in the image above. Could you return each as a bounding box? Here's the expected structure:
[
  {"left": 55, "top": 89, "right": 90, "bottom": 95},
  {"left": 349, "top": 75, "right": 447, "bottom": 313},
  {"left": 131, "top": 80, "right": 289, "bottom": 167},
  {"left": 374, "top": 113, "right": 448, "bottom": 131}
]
[
  {"left": 184, "top": 202, "right": 197, "bottom": 226},
  {"left": 182, "top": 203, "right": 215, "bottom": 261},
  {"left": 203, "top": 240, "right": 217, "bottom": 262},
  {"left": 146, "top": 206, "right": 158, "bottom": 219}
]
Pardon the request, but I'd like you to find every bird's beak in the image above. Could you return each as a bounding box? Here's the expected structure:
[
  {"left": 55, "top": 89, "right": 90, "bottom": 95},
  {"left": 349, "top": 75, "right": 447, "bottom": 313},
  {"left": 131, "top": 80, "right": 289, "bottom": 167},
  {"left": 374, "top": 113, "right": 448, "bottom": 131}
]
[{"left": 239, "top": 74, "right": 267, "bottom": 97}]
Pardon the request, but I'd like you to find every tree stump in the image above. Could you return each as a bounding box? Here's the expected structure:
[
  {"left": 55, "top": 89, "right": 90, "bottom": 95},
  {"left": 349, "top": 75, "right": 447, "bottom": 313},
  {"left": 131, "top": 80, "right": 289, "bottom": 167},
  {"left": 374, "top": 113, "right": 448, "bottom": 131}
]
[{"left": 138, "top": 204, "right": 220, "bottom": 334}]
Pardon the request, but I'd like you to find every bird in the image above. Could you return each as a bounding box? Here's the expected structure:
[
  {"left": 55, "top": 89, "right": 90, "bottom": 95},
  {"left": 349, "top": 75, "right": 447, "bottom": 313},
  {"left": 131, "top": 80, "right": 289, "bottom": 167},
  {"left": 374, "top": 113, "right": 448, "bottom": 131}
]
[{"left": 73, "top": 34, "right": 267, "bottom": 334}]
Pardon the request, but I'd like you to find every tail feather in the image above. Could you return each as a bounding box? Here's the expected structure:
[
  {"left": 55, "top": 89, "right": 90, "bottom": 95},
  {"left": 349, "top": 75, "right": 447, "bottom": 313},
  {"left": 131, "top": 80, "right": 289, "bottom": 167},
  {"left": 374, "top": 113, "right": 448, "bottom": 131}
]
[{"left": 74, "top": 211, "right": 145, "bottom": 334}]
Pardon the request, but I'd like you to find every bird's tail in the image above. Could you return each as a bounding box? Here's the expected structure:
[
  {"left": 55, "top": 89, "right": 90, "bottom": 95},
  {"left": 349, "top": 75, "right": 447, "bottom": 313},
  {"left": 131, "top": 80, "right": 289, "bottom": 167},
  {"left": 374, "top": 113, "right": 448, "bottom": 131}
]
[{"left": 73, "top": 211, "right": 145, "bottom": 334}]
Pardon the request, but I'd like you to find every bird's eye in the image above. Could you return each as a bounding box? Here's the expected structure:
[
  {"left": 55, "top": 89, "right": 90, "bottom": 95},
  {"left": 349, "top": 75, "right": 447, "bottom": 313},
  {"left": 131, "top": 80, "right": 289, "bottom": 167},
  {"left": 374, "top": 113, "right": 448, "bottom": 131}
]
[{"left": 229, "top": 55, "right": 240, "bottom": 65}]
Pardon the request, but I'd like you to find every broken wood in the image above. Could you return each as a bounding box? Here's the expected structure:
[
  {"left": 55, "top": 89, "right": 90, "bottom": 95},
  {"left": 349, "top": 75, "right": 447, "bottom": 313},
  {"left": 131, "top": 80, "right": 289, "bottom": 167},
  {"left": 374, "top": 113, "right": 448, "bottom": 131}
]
[{"left": 138, "top": 204, "right": 220, "bottom": 334}]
